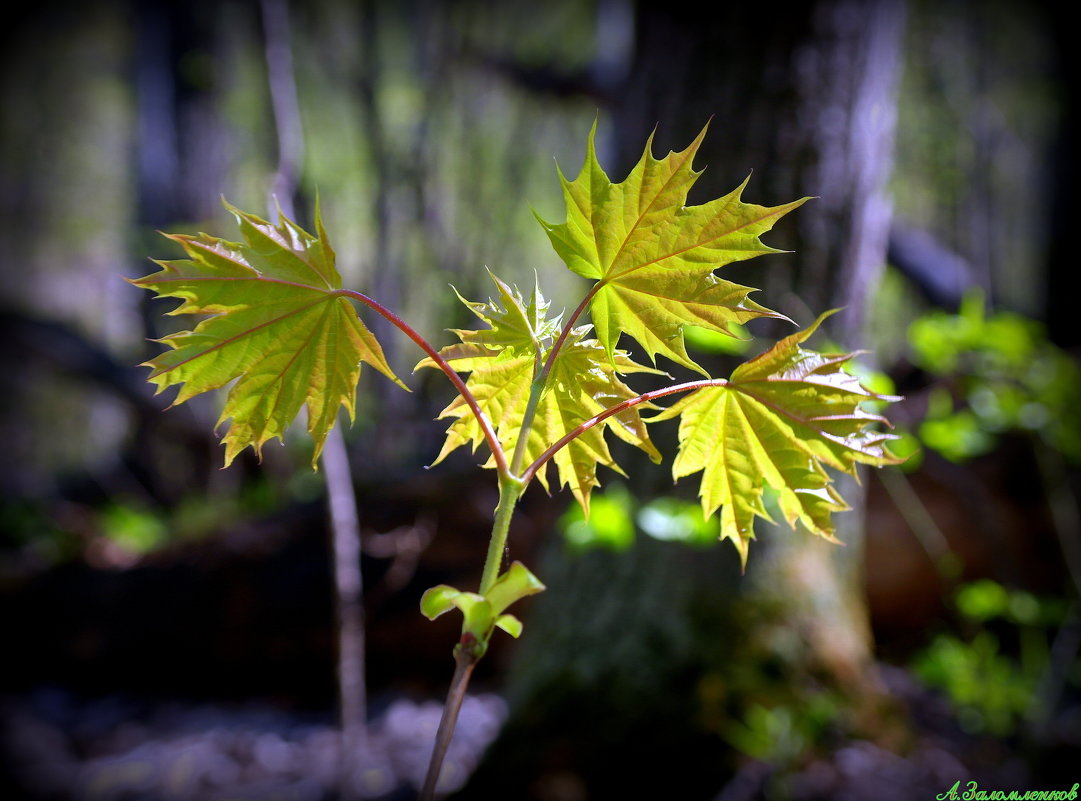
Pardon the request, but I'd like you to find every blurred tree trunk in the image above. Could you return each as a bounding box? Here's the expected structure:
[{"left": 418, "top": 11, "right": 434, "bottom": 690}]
[
  {"left": 1043, "top": 0, "right": 1080, "bottom": 350},
  {"left": 461, "top": 1, "right": 906, "bottom": 797},
  {"left": 622, "top": 0, "right": 904, "bottom": 712},
  {"left": 618, "top": 0, "right": 908, "bottom": 715},
  {"left": 260, "top": 3, "right": 371, "bottom": 797},
  {"left": 618, "top": 0, "right": 906, "bottom": 701},
  {"left": 611, "top": 0, "right": 902, "bottom": 343}
]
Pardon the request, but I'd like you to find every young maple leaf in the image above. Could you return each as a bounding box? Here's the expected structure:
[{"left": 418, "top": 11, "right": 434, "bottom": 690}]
[
  {"left": 131, "top": 202, "right": 405, "bottom": 467},
  {"left": 652, "top": 312, "right": 902, "bottom": 567},
  {"left": 418, "top": 273, "right": 662, "bottom": 513},
  {"left": 536, "top": 122, "right": 808, "bottom": 374}
]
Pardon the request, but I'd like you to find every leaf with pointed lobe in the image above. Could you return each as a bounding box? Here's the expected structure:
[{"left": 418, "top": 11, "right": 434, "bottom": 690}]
[
  {"left": 536, "top": 122, "right": 808, "bottom": 373},
  {"left": 652, "top": 312, "right": 903, "bottom": 567},
  {"left": 417, "top": 273, "right": 662, "bottom": 513},
  {"left": 130, "top": 201, "right": 405, "bottom": 467}
]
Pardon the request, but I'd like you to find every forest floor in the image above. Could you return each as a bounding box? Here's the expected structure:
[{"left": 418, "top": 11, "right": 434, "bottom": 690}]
[
  {"left": 1, "top": 687, "right": 505, "bottom": 801},
  {"left": 2, "top": 663, "right": 1074, "bottom": 801}
]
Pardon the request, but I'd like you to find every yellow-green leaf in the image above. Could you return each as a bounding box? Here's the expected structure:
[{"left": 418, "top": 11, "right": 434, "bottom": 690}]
[
  {"left": 418, "top": 273, "right": 662, "bottom": 512},
  {"left": 537, "top": 122, "right": 807, "bottom": 373},
  {"left": 653, "top": 312, "right": 902, "bottom": 566},
  {"left": 130, "top": 202, "right": 405, "bottom": 467}
]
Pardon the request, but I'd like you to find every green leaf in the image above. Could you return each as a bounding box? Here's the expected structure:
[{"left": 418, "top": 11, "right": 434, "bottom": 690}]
[
  {"left": 130, "top": 202, "right": 405, "bottom": 467},
  {"left": 419, "top": 561, "right": 544, "bottom": 642},
  {"left": 484, "top": 560, "right": 546, "bottom": 615},
  {"left": 420, "top": 584, "right": 465, "bottom": 620},
  {"left": 494, "top": 615, "right": 524, "bottom": 638},
  {"left": 418, "top": 273, "right": 662, "bottom": 512},
  {"left": 416, "top": 273, "right": 551, "bottom": 467},
  {"left": 537, "top": 122, "right": 808, "bottom": 373},
  {"left": 653, "top": 312, "right": 902, "bottom": 566}
]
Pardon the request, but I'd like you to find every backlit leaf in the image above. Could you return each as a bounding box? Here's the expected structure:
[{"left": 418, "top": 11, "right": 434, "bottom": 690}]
[
  {"left": 418, "top": 273, "right": 662, "bottom": 512},
  {"left": 537, "top": 122, "right": 808, "bottom": 373},
  {"left": 653, "top": 312, "right": 902, "bottom": 566},
  {"left": 131, "top": 202, "right": 405, "bottom": 467}
]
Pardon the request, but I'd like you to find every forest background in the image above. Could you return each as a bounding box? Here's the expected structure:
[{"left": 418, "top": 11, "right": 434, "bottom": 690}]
[{"left": 1, "top": 1, "right": 1079, "bottom": 799}]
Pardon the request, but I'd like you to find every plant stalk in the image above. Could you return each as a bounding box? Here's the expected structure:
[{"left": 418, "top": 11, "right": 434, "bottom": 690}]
[
  {"left": 508, "top": 274, "right": 587, "bottom": 480},
  {"left": 418, "top": 472, "right": 522, "bottom": 798},
  {"left": 509, "top": 377, "right": 545, "bottom": 477},
  {"left": 419, "top": 646, "right": 479, "bottom": 801},
  {"left": 479, "top": 473, "right": 524, "bottom": 595},
  {"left": 423, "top": 279, "right": 674, "bottom": 797}
]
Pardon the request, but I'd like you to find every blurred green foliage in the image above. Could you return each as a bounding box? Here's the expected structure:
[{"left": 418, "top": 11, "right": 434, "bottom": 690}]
[
  {"left": 912, "top": 579, "right": 1076, "bottom": 737},
  {"left": 560, "top": 483, "right": 636, "bottom": 552},
  {"left": 723, "top": 693, "right": 840, "bottom": 765},
  {"left": 558, "top": 483, "right": 717, "bottom": 552},
  {"left": 1, "top": 474, "right": 282, "bottom": 567},
  {"left": 636, "top": 497, "right": 717, "bottom": 546},
  {"left": 916, "top": 630, "right": 1033, "bottom": 736},
  {"left": 683, "top": 322, "right": 753, "bottom": 357},
  {"left": 99, "top": 502, "right": 168, "bottom": 555},
  {"left": 908, "top": 291, "right": 1081, "bottom": 464}
]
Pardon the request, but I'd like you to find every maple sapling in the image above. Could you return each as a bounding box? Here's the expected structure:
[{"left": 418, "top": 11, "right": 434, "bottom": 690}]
[{"left": 132, "top": 122, "right": 901, "bottom": 799}]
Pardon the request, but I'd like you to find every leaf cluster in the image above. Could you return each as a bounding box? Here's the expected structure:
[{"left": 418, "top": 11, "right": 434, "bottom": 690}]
[{"left": 132, "top": 124, "right": 901, "bottom": 565}]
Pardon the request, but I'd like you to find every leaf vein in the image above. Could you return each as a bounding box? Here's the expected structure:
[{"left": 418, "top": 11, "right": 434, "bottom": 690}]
[{"left": 151, "top": 295, "right": 331, "bottom": 377}]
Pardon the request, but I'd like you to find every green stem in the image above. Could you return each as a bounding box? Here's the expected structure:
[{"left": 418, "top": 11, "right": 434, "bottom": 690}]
[
  {"left": 509, "top": 282, "right": 603, "bottom": 479},
  {"left": 479, "top": 473, "right": 524, "bottom": 595},
  {"left": 419, "top": 283, "right": 608, "bottom": 798},
  {"left": 509, "top": 378, "right": 545, "bottom": 477},
  {"left": 418, "top": 473, "right": 524, "bottom": 799}
]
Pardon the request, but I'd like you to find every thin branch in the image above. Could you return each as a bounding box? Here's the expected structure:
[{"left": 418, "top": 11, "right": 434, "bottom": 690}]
[
  {"left": 322, "top": 416, "right": 369, "bottom": 773},
  {"left": 419, "top": 647, "right": 479, "bottom": 801},
  {"left": 876, "top": 465, "right": 955, "bottom": 578},
  {"left": 260, "top": 0, "right": 304, "bottom": 214},
  {"left": 336, "top": 288, "right": 508, "bottom": 475},
  {"left": 259, "top": 2, "right": 367, "bottom": 798},
  {"left": 540, "top": 281, "right": 603, "bottom": 380},
  {"left": 521, "top": 378, "right": 726, "bottom": 483}
]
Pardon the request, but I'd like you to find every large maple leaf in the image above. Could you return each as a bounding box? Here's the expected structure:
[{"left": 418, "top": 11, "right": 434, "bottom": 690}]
[
  {"left": 131, "top": 202, "right": 404, "bottom": 466},
  {"left": 418, "top": 273, "right": 662, "bottom": 512},
  {"left": 652, "top": 312, "right": 902, "bottom": 566},
  {"left": 536, "top": 123, "right": 808, "bottom": 374}
]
